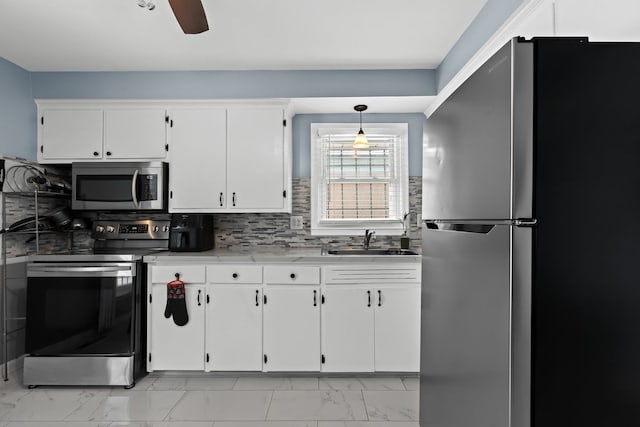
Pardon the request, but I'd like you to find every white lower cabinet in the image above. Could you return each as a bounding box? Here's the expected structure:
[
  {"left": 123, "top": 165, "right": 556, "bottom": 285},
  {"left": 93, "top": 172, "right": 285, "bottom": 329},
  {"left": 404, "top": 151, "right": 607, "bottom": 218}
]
[
  {"left": 146, "top": 261, "right": 420, "bottom": 373},
  {"left": 374, "top": 286, "right": 421, "bottom": 372},
  {"left": 321, "top": 285, "right": 420, "bottom": 372},
  {"left": 205, "top": 286, "right": 263, "bottom": 371},
  {"left": 263, "top": 286, "right": 321, "bottom": 371},
  {"left": 149, "top": 283, "right": 205, "bottom": 371},
  {"left": 321, "top": 287, "right": 374, "bottom": 372}
]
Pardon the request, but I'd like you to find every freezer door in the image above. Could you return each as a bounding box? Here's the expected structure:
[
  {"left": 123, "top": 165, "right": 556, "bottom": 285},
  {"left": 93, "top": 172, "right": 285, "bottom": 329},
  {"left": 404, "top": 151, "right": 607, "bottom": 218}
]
[
  {"left": 420, "top": 223, "right": 512, "bottom": 427},
  {"left": 422, "top": 39, "right": 533, "bottom": 221}
]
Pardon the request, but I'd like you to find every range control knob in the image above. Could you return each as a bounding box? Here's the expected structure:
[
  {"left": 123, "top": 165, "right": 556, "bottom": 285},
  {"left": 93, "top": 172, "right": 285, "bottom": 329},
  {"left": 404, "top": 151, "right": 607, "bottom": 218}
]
[
  {"left": 153, "top": 225, "right": 160, "bottom": 232},
  {"left": 163, "top": 225, "right": 170, "bottom": 232},
  {"left": 106, "top": 225, "right": 116, "bottom": 233},
  {"left": 95, "top": 225, "right": 105, "bottom": 233}
]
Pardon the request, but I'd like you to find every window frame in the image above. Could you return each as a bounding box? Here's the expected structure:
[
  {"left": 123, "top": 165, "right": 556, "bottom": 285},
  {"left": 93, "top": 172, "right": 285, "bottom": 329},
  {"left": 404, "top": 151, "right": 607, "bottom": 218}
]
[{"left": 310, "top": 122, "right": 409, "bottom": 236}]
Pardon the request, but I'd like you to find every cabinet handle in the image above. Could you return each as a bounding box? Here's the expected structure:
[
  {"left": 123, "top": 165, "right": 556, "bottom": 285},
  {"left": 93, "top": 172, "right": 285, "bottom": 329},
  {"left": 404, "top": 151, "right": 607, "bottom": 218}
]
[
  {"left": 93, "top": 151, "right": 99, "bottom": 156},
  {"left": 367, "top": 290, "right": 371, "bottom": 307},
  {"left": 197, "top": 289, "right": 202, "bottom": 306},
  {"left": 378, "top": 290, "right": 382, "bottom": 307},
  {"left": 255, "top": 290, "right": 260, "bottom": 306},
  {"left": 263, "top": 294, "right": 267, "bottom": 305},
  {"left": 206, "top": 294, "right": 210, "bottom": 304},
  {"left": 313, "top": 290, "right": 317, "bottom": 306},
  {"left": 232, "top": 192, "right": 236, "bottom": 206},
  {"left": 106, "top": 151, "right": 112, "bottom": 156},
  {"left": 232, "top": 273, "right": 238, "bottom": 279},
  {"left": 290, "top": 273, "right": 296, "bottom": 280},
  {"left": 219, "top": 192, "right": 224, "bottom": 207}
]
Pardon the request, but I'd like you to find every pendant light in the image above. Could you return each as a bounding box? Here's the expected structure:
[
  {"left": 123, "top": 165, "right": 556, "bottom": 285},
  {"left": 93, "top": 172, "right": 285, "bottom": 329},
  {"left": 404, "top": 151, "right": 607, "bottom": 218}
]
[{"left": 353, "top": 104, "right": 369, "bottom": 149}]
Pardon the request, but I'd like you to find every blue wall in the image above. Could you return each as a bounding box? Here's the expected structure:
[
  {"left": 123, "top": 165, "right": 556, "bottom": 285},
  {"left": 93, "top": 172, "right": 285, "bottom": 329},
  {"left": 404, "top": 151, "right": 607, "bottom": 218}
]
[
  {"left": 31, "top": 69, "right": 436, "bottom": 99},
  {"left": 436, "top": 0, "right": 525, "bottom": 91},
  {"left": 293, "top": 113, "right": 425, "bottom": 177},
  {"left": 0, "top": 57, "right": 35, "bottom": 160}
]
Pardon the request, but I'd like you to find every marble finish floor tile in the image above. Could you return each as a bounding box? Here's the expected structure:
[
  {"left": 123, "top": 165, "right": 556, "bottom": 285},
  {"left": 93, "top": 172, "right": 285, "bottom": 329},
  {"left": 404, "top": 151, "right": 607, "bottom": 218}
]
[
  {"left": 318, "top": 422, "right": 419, "bottom": 427},
  {"left": 67, "top": 391, "right": 185, "bottom": 422},
  {"left": 166, "top": 391, "right": 272, "bottom": 421},
  {"left": 0, "top": 423, "right": 111, "bottom": 427},
  {"left": 319, "top": 378, "right": 405, "bottom": 391},
  {"left": 267, "top": 391, "right": 367, "bottom": 421},
  {"left": 234, "top": 377, "right": 318, "bottom": 390},
  {"left": 147, "top": 377, "right": 238, "bottom": 391},
  {"left": 108, "top": 423, "right": 214, "bottom": 427},
  {"left": 362, "top": 391, "right": 418, "bottom": 421},
  {"left": 0, "top": 390, "right": 108, "bottom": 421},
  {"left": 214, "top": 422, "right": 317, "bottom": 427},
  {"left": 400, "top": 378, "right": 419, "bottom": 391}
]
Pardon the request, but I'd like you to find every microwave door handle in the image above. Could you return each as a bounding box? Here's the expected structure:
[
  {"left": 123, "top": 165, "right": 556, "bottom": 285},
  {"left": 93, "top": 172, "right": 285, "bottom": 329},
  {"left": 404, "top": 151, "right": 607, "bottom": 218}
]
[{"left": 131, "top": 169, "right": 140, "bottom": 208}]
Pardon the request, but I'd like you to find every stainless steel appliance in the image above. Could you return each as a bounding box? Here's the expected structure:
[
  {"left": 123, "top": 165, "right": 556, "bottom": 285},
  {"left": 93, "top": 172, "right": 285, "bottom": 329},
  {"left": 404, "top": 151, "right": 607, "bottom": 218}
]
[
  {"left": 420, "top": 38, "right": 640, "bottom": 427},
  {"left": 72, "top": 162, "right": 168, "bottom": 211},
  {"left": 169, "top": 214, "right": 214, "bottom": 252},
  {"left": 24, "top": 219, "right": 169, "bottom": 388}
]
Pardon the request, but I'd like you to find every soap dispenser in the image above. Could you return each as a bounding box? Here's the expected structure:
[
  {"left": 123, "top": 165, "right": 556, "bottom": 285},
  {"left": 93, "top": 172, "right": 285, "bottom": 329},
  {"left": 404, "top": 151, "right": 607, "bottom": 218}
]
[{"left": 400, "top": 212, "right": 410, "bottom": 249}]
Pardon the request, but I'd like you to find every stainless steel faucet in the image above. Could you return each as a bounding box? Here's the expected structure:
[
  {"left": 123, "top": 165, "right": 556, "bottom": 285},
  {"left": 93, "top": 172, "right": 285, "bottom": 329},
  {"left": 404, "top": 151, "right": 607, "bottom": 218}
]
[{"left": 363, "top": 229, "right": 376, "bottom": 249}]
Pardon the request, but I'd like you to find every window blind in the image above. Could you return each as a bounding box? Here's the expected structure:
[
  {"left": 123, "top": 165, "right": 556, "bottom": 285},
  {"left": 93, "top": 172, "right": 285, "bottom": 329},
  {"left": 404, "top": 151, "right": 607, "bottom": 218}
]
[{"left": 317, "top": 133, "right": 406, "bottom": 223}]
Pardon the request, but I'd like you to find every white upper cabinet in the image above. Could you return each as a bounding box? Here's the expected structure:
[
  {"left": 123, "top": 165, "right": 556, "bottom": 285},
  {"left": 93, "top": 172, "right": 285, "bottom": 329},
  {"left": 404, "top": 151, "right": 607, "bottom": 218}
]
[
  {"left": 39, "top": 109, "right": 104, "bottom": 161},
  {"left": 227, "top": 108, "right": 286, "bottom": 210},
  {"left": 104, "top": 109, "right": 167, "bottom": 159},
  {"left": 37, "top": 102, "right": 168, "bottom": 163},
  {"left": 168, "top": 104, "right": 291, "bottom": 213},
  {"left": 168, "top": 108, "right": 227, "bottom": 211}
]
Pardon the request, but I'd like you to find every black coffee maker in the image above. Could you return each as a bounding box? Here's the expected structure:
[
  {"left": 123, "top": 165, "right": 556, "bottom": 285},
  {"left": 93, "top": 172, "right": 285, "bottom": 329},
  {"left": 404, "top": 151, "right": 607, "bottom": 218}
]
[{"left": 169, "top": 214, "right": 214, "bottom": 252}]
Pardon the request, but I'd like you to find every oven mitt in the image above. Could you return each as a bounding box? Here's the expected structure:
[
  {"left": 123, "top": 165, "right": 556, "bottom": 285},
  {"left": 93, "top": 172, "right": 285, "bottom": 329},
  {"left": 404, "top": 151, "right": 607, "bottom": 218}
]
[{"left": 164, "top": 279, "right": 189, "bottom": 326}]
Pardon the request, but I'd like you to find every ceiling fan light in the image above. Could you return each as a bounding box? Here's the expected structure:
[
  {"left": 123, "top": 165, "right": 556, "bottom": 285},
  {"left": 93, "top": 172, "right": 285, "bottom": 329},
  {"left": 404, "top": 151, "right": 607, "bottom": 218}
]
[{"left": 353, "top": 129, "right": 369, "bottom": 149}]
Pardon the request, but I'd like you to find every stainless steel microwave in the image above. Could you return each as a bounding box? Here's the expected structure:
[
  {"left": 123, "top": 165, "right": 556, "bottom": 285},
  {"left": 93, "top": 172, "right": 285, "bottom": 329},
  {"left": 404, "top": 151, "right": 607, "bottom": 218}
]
[{"left": 72, "top": 162, "right": 168, "bottom": 211}]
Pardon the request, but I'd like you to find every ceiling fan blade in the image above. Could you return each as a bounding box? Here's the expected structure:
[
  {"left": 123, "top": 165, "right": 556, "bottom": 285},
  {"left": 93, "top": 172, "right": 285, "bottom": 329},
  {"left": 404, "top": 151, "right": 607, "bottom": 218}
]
[{"left": 168, "top": 0, "right": 209, "bottom": 34}]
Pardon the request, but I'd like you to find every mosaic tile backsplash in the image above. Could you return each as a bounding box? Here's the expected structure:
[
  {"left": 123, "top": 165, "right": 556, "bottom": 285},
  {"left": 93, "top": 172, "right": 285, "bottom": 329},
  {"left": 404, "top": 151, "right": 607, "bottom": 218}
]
[
  {"left": 213, "top": 177, "right": 422, "bottom": 250},
  {"left": 3, "top": 177, "right": 421, "bottom": 256}
]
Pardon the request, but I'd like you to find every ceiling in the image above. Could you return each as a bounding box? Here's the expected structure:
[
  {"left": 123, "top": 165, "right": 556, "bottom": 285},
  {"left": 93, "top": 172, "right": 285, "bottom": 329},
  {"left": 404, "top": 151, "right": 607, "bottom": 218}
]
[{"left": 0, "top": 0, "right": 487, "bottom": 72}]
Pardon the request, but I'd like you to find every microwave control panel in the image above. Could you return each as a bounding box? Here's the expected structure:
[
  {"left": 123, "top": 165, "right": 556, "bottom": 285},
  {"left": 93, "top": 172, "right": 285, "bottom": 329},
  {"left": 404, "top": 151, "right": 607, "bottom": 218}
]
[{"left": 138, "top": 175, "right": 158, "bottom": 201}]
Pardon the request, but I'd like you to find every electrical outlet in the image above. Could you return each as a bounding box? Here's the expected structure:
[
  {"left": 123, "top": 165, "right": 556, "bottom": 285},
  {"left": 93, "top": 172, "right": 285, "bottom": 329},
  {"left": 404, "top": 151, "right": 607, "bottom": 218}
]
[{"left": 290, "top": 216, "right": 303, "bottom": 230}]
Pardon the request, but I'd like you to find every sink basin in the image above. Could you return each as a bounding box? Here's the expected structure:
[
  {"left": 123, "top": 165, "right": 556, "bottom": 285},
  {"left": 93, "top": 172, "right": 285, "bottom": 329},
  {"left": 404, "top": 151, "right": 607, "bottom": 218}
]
[{"left": 324, "top": 248, "right": 419, "bottom": 256}]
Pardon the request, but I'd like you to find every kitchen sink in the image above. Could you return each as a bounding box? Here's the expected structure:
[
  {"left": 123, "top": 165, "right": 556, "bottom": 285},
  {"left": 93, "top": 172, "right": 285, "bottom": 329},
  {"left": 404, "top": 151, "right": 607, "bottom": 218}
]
[{"left": 324, "top": 248, "right": 419, "bottom": 256}]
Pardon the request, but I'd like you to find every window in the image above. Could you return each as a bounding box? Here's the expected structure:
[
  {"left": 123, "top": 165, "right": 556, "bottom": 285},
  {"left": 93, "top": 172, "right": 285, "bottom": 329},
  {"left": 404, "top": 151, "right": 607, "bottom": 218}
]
[{"left": 310, "top": 123, "right": 409, "bottom": 235}]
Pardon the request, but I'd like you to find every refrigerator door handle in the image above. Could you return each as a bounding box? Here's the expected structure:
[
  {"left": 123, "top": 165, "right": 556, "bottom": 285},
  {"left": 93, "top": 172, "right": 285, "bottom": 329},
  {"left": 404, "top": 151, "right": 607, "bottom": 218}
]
[{"left": 424, "top": 222, "right": 495, "bottom": 234}]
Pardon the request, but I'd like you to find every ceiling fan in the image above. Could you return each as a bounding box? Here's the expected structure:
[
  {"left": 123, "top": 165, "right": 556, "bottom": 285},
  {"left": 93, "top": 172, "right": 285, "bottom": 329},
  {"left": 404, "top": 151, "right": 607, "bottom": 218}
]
[{"left": 138, "top": 0, "right": 209, "bottom": 34}]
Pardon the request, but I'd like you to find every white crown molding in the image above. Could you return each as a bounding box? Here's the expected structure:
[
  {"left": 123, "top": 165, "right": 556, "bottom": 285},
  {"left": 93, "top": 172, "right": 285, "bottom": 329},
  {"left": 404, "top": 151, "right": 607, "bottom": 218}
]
[{"left": 425, "top": 0, "right": 550, "bottom": 118}]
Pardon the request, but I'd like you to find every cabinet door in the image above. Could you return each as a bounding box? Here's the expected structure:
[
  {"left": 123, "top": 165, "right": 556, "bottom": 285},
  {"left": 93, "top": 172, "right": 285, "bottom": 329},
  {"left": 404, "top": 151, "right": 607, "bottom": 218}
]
[
  {"left": 263, "top": 286, "right": 320, "bottom": 371},
  {"left": 374, "top": 286, "right": 421, "bottom": 371},
  {"left": 227, "top": 108, "right": 285, "bottom": 210},
  {"left": 149, "top": 284, "right": 205, "bottom": 371},
  {"left": 168, "top": 109, "right": 227, "bottom": 211},
  {"left": 104, "top": 109, "right": 167, "bottom": 159},
  {"left": 205, "top": 286, "right": 263, "bottom": 371},
  {"left": 40, "top": 109, "right": 103, "bottom": 160},
  {"left": 321, "top": 287, "right": 374, "bottom": 372}
]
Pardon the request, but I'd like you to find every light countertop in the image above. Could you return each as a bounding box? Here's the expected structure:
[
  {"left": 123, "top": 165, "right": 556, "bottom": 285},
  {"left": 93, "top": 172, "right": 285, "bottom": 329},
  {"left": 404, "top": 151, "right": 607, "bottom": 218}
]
[{"left": 144, "top": 247, "right": 420, "bottom": 264}]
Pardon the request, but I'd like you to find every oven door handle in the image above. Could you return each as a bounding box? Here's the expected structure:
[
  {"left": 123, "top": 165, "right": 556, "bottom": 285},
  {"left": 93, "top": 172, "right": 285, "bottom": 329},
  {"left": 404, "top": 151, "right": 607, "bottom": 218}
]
[
  {"left": 131, "top": 169, "right": 140, "bottom": 209},
  {"left": 27, "top": 264, "right": 136, "bottom": 277}
]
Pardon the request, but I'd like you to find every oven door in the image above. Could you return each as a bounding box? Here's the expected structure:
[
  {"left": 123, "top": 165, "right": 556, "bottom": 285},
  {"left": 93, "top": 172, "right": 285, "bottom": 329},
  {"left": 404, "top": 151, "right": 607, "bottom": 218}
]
[
  {"left": 72, "top": 163, "right": 166, "bottom": 211},
  {"left": 26, "top": 262, "right": 138, "bottom": 356}
]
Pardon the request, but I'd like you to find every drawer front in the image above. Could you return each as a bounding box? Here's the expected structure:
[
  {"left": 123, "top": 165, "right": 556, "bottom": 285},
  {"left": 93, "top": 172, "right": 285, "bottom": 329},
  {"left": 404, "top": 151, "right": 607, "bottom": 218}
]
[
  {"left": 150, "top": 265, "right": 206, "bottom": 284},
  {"left": 207, "top": 265, "right": 263, "bottom": 284},
  {"left": 323, "top": 264, "right": 421, "bottom": 284},
  {"left": 264, "top": 266, "right": 321, "bottom": 285}
]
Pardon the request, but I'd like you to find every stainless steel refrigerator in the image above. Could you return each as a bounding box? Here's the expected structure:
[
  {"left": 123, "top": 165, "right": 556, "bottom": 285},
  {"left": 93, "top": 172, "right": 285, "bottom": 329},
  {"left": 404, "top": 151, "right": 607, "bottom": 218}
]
[{"left": 420, "top": 37, "right": 640, "bottom": 427}]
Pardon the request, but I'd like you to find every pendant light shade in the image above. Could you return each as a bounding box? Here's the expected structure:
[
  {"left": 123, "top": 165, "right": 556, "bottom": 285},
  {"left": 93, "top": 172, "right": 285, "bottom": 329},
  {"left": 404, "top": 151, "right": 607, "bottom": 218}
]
[{"left": 353, "top": 104, "right": 369, "bottom": 149}]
